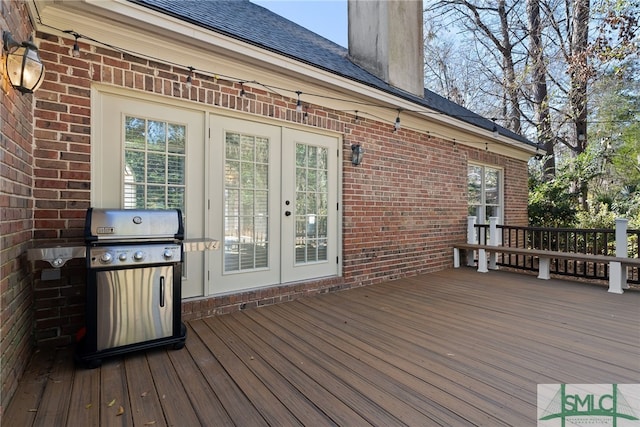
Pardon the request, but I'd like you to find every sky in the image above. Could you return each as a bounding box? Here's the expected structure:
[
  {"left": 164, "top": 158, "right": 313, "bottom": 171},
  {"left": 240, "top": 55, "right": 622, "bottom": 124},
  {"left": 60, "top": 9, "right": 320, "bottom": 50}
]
[{"left": 251, "top": 0, "right": 348, "bottom": 47}]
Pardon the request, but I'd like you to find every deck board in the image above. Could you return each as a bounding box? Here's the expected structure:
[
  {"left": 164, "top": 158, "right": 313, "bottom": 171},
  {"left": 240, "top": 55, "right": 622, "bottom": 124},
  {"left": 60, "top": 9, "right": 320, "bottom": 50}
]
[
  {"left": 3, "top": 350, "right": 53, "bottom": 427},
  {"left": 99, "top": 357, "right": 133, "bottom": 426},
  {"left": 290, "top": 292, "right": 527, "bottom": 425},
  {"left": 66, "top": 356, "right": 100, "bottom": 426},
  {"left": 4, "top": 268, "right": 640, "bottom": 426},
  {"left": 124, "top": 354, "right": 167, "bottom": 426},
  {"left": 242, "top": 307, "right": 433, "bottom": 426},
  {"left": 359, "top": 279, "right": 634, "bottom": 377},
  {"left": 216, "top": 314, "right": 369, "bottom": 426},
  {"left": 189, "top": 318, "right": 295, "bottom": 426},
  {"left": 206, "top": 316, "right": 339, "bottom": 426},
  {"left": 145, "top": 349, "right": 202, "bottom": 427},
  {"left": 236, "top": 309, "right": 404, "bottom": 426},
  {"left": 261, "top": 301, "right": 480, "bottom": 425},
  {"left": 32, "top": 347, "right": 74, "bottom": 427},
  {"left": 168, "top": 323, "right": 236, "bottom": 426}
]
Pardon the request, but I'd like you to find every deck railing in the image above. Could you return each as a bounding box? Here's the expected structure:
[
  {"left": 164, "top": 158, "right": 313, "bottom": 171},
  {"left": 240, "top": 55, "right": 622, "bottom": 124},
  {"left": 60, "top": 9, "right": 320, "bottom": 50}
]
[{"left": 470, "top": 217, "right": 640, "bottom": 284}]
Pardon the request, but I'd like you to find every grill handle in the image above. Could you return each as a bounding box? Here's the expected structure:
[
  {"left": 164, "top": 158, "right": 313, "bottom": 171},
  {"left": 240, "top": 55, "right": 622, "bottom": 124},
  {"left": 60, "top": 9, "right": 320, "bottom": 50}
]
[{"left": 159, "top": 276, "right": 165, "bottom": 308}]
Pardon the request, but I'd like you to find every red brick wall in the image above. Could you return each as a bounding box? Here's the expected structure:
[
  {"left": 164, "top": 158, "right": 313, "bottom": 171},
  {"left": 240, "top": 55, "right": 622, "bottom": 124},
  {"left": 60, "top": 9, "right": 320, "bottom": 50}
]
[
  {"left": 1, "top": 1, "right": 37, "bottom": 416},
  {"left": 504, "top": 157, "right": 530, "bottom": 226},
  {"left": 25, "top": 31, "right": 528, "bottom": 349},
  {"left": 343, "top": 127, "right": 470, "bottom": 285}
]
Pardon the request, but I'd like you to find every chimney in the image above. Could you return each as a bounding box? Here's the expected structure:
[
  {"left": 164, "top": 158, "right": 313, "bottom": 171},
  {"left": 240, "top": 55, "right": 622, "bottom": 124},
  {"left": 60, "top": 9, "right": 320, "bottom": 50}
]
[{"left": 348, "top": 0, "right": 424, "bottom": 98}]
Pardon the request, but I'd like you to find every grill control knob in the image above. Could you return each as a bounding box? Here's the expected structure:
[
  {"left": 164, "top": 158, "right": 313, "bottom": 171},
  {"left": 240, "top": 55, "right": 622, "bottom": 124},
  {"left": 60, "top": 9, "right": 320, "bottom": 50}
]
[
  {"left": 100, "top": 252, "right": 113, "bottom": 264},
  {"left": 163, "top": 249, "right": 174, "bottom": 259},
  {"left": 118, "top": 253, "right": 128, "bottom": 262},
  {"left": 133, "top": 251, "right": 145, "bottom": 261}
]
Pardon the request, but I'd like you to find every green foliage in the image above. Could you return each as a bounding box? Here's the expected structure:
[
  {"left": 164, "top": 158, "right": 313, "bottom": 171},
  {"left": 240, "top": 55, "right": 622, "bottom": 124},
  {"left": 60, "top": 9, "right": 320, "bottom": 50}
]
[
  {"left": 528, "top": 59, "right": 640, "bottom": 228},
  {"left": 528, "top": 175, "right": 577, "bottom": 227},
  {"left": 575, "top": 201, "right": 617, "bottom": 229}
]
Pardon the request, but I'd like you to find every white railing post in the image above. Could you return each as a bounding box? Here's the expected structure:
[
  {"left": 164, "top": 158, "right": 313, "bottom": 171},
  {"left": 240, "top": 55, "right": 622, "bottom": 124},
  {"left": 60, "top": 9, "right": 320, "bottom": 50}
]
[
  {"left": 609, "top": 218, "right": 629, "bottom": 294},
  {"left": 467, "top": 216, "right": 477, "bottom": 267},
  {"left": 488, "top": 217, "right": 499, "bottom": 270}
]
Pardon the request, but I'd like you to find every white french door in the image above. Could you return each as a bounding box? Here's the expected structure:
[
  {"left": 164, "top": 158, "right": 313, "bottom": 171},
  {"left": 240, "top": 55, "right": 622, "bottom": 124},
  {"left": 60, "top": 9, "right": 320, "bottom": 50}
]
[
  {"left": 281, "top": 128, "right": 338, "bottom": 283},
  {"left": 93, "top": 91, "right": 206, "bottom": 298},
  {"left": 95, "top": 95, "right": 339, "bottom": 298},
  {"left": 209, "top": 116, "right": 339, "bottom": 295},
  {"left": 209, "top": 116, "right": 281, "bottom": 293}
]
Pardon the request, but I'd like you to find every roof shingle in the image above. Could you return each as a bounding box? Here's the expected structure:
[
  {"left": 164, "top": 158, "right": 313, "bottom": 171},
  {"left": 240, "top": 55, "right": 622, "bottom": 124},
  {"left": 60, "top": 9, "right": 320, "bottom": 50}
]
[{"left": 129, "top": 0, "right": 532, "bottom": 146}]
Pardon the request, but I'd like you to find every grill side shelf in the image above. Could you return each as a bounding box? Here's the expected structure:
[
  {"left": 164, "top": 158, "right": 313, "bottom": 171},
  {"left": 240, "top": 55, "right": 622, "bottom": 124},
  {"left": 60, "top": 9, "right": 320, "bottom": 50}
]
[
  {"left": 28, "top": 245, "right": 87, "bottom": 268},
  {"left": 183, "top": 239, "right": 220, "bottom": 252}
]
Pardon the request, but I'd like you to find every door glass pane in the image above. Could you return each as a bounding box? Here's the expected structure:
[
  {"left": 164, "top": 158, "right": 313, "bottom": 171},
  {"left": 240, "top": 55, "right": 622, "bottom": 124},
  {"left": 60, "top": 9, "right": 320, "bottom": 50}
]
[
  {"left": 486, "top": 205, "right": 499, "bottom": 219},
  {"left": 224, "top": 132, "right": 269, "bottom": 273},
  {"left": 167, "top": 124, "right": 185, "bottom": 154},
  {"left": 485, "top": 168, "right": 500, "bottom": 205},
  {"left": 467, "top": 165, "right": 482, "bottom": 206},
  {"left": 123, "top": 116, "right": 186, "bottom": 211},
  {"left": 147, "top": 186, "right": 166, "bottom": 209},
  {"left": 147, "top": 153, "right": 166, "bottom": 183},
  {"left": 256, "top": 137, "right": 269, "bottom": 163},
  {"left": 295, "top": 143, "right": 329, "bottom": 264},
  {"left": 147, "top": 121, "right": 166, "bottom": 151},
  {"left": 167, "top": 187, "right": 184, "bottom": 210}
]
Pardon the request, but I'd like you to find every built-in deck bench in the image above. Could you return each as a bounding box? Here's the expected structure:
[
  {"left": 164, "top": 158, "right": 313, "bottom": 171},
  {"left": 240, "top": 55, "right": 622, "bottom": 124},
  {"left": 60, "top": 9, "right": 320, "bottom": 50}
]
[{"left": 453, "top": 243, "right": 640, "bottom": 294}]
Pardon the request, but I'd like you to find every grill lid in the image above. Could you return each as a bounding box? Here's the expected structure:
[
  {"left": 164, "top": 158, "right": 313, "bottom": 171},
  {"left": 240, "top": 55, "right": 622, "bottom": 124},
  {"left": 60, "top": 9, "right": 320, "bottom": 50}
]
[{"left": 85, "top": 208, "right": 184, "bottom": 242}]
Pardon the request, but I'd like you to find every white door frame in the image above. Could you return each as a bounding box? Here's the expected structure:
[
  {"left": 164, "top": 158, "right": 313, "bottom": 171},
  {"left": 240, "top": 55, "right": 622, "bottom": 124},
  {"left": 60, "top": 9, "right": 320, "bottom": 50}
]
[
  {"left": 208, "top": 114, "right": 342, "bottom": 296},
  {"left": 92, "top": 87, "right": 207, "bottom": 298}
]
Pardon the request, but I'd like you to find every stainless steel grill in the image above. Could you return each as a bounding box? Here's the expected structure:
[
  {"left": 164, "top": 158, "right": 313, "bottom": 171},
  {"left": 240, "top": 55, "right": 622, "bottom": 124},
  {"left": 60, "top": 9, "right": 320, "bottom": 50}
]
[
  {"left": 29, "top": 208, "right": 219, "bottom": 368},
  {"left": 77, "top": 208, "right": 188, "bottom": 367}
]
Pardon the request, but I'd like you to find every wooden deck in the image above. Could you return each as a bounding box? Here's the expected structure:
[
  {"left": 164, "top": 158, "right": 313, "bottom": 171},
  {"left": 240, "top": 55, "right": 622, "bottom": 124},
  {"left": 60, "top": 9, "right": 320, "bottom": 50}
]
[{"left": 5, "top": 268, "right": 640, "bottom": 426}]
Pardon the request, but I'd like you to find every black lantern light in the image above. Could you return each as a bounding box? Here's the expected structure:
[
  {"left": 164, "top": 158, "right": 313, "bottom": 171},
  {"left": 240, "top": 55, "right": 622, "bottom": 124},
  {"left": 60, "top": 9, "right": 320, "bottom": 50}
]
[
  {"left": 351, "top": 144, "right": 364, "bottom": 166},
  {"left": 3, "top": 31, "right": 45, "bottom": 94}
]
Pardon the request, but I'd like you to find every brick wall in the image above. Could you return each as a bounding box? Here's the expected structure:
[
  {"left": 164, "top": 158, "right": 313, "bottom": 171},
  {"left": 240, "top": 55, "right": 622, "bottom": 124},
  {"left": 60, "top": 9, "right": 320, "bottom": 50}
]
[
  {"left": 504, "top": 157, "right": 530, "bottom": 226},
  {"left": 1, "top": 1, "right": 37, "bottom": 416},
  {"left": 25, "top": 31, "right": 528, "bottom": 348},
  {"left": 343, "top": 126, "right": 470, "bottom": 286}
]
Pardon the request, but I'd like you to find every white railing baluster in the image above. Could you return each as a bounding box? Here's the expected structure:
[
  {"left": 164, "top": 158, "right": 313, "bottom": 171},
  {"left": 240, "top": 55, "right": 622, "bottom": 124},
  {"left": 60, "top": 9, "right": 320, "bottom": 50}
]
[
  {"left": 489, "top": 217, "right": 499, "bottom": 270},
  {"left": 608, "top": 218, "right": 629, "bottom": 294},
  {"left": 467, "top": 216, "right": 477, "bottom": 267}
]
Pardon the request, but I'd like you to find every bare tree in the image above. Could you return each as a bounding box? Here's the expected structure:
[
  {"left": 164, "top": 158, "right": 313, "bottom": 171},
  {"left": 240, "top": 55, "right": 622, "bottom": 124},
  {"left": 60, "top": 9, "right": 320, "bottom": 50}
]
[
  {"left": 424, "top": 0, "right": 637, "bottom": 170},
  {"left": 425, "top": 0, "right": 527, "bottom": 134},
  {"left": 569, "top": 0, "right": 590, "bottom": 155},
  {"left": 423, "top": 21, "right": 490, "bottom": 108},
  {"left": 526, "top": 0, "right": 554, "bottom": 177}
]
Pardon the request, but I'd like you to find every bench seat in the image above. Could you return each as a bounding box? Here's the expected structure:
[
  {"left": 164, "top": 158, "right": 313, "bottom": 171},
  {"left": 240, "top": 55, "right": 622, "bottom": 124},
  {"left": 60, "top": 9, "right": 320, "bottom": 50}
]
[{"left": 453, "top": 243, "right": 640, "bottom": 294}]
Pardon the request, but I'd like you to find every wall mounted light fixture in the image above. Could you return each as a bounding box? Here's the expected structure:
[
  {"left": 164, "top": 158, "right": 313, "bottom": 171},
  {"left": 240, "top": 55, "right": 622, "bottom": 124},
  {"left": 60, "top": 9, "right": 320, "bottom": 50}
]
[
  {"left": 72, "top": 34, "right": 81, "bottom": 57},
  {"left": 2, "top": 31, "right": 45, "bottom": 94},
  {"left": 295, "top": 91, "right": 303, "bottom": 112},
  {"left": 185, "top": 66, "right": 194, "bottom": 89},
  {"left": 351, "top": 144, "right": 364, "bottom": 165}
]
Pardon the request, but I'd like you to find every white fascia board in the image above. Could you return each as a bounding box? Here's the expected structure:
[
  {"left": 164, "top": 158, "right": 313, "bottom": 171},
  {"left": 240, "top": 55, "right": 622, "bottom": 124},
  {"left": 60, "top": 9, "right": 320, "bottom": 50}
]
[{"left": 34, "top": 0, "right": 535, "bottom": 160}]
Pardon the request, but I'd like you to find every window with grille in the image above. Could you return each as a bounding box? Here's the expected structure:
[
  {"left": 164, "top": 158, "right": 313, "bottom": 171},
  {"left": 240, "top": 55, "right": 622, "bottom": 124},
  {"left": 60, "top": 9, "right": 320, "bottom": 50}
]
[
  {"left": 468, "top": 164, "right": 502, "bottom": 223},
  {"left": 295, "top": 143, "right": 329, "bottom": 264},
  {"left": 123, "top": 116, "right": 186, "bottom": 210},
  {"left": 224, "top": 132, "right": 270, "bottom": 272}
]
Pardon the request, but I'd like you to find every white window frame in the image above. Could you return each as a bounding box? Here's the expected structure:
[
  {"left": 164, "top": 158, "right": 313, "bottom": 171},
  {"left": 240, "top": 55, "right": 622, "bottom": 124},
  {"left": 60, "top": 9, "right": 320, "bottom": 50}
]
[{"left": 468, "top": 162, "right": 503, "bottom": 224}]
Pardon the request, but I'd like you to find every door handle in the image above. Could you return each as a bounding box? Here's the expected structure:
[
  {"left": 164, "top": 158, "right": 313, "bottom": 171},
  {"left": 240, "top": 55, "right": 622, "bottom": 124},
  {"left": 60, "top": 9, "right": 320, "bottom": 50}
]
[
  {"left": 285, "top": 211, "right": 292, "bottom": 216},
  {"left": 159, "top": 276, "right": 165, "bottom": 307}
]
